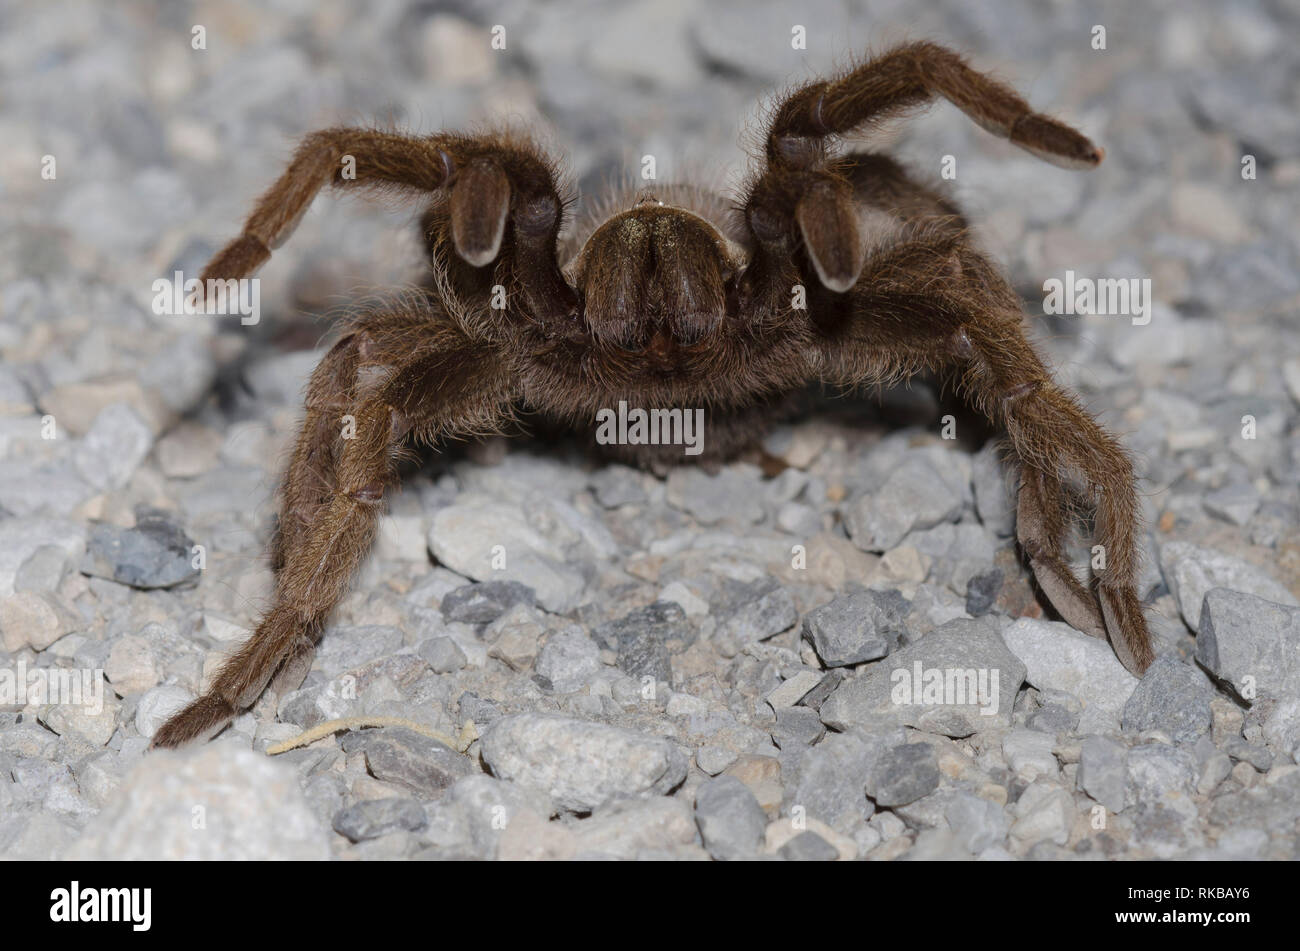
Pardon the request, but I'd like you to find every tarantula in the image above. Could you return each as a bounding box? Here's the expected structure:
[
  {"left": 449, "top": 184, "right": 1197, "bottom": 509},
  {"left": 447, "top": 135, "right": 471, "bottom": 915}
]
[{"left": 152, "top": 41, "right": 1153, "bottom": 749}]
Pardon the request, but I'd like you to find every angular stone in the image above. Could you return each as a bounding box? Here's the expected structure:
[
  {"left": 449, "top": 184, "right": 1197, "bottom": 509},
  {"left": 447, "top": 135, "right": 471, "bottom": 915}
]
[
  {"left": 1002, "top": 729, "right": 1059, "bottom": 781},
  {"left": 340, "top": 727, "right": 473, "bottom": 798},
  {"left": 332, "top": 797, "right": 427, "bottom": 842},
  {"left": 134, "top": 685, "right": 193, "bottom": 740},
  {"left": 820, "top": 618, "right": 1025, "bottom": 733},
  {"left": 788, "top": 730, "right": 901, "bottom": 834},
  {"left": 1198, "top": 587, "right": 1300, "bottom": 699},
  {"left": 779, "top": 830, "right": 841, "bottom": 861},
  {"left": 80, "top": 509, "right": 200, "bottom": 589},
  {"left": 1121, "top": 654, "right": 1214, "bottom": 742},
  {"left": 0, "top": 519, "right": 85, "bottom": 599},
  {"left": 68, "top": 744, "right": 330, "bottom": 859},
  {"left": 104, "top": 634, "right": 161, "bottom": 696},
  {"left": 694, "top": 774, "right": 767, "bottom": 860},
  {"left": 764, "top": 669, "right": 822, "bottom": 710},
  {"left": 1126, "top": 743, "right": 1202, "bottom": 857},
  {"left": 1001, "top": 617, "right": 1138, "bottom": 730},
  {"left": 665, "top": 465, "right": 765, "bottom": 525},
  {"left": 38, "top": 690, "right": 120, "bottom": 748},
  {"left": 844, "top": 457, "right": 962, "bottom": 552},
  {"left": 870, "top": 742, "right": 940, "bottom": 807},
  {"left": 1078, "top": 735, "right": 1128, "bottom": 814},
  {"left": 417, "top": 636, "right": 467, "bottom": 674},
  {"left": 595, "top": 601, "right": 689, "bottom": 682},
  {"left": 440, "top": 580, "right": 537, "bottom": 624},
  {"left": 534, "top": 626, "right": 602, "bottom": 693},
  {"left": 944, "top": 790, "right": 1008, "bottom": 853},
  {"left": 0, "top": 591, "right": 83, "bottom": 652},
  {"left": 1009, "top": 783, "right": 1072, "bottom": 848},
  {"left": 802, "top": 589, "right": 908, "bottom": 667},
  {"left": 429, "top": 499, "right": 586, "bottom": 612},
  {"left": 480, "top": 714, "right": 688, "bottom": 813},
  {"left": 1159, "top": 541, "right": 1297, "bottom": 633},
  {"left": 73, "top": 403, "right": 153, "bottom": 491},
  {"left": 770, "top": 706, "right": 826, "bottom": 750},
  {"left": 715, "top": 577, "right": 798, "bottom": 643}
]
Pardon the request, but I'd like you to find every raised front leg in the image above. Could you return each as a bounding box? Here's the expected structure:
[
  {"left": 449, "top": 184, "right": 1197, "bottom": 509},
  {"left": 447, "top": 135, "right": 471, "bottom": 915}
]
[
  {"left": 739, "top": 41, "right": 1102, "bottom": 302},
  {"left": 199, "top": 127, "right": 575, "bottom": 323}
]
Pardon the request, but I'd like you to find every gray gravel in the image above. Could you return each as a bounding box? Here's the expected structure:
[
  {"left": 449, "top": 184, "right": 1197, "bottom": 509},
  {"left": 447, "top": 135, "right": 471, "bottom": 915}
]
[{"left": 1, "top": 0, "right": 1297, "bottom": 861}]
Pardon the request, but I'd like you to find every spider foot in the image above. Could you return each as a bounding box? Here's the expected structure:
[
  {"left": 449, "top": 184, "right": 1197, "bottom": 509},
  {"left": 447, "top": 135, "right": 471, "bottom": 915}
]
[
  {"left": 1016, "top": 469, "right": 1106, "bottom": 638},
  {"left": 1099, "top": 584, "right": 1156, "bottom": 677},
  {"left": 1016, "top": 472, "right": 1152, "bottom": 676},
  {"left": 149, "top": 693, "right": 239, "bottom": 750}
]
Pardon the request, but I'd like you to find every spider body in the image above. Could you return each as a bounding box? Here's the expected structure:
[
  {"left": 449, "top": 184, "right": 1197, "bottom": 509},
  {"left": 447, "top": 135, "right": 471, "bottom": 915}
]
[{"left": 153, "top": 42, "right": 1153, "bottom": 750}]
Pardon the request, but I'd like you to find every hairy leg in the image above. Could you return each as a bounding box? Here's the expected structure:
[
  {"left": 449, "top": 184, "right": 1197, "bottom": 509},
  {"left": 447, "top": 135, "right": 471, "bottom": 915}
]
[
  {"left": 199, "top": 127, "right": 574, "bottom": 323},
  {"left": 959, "top": 318, "right": 1153, "bottom": 675},
  {"left": 765, "top": 40, "right": 1103, "bottom": 170},
  {"left": 809, "top": 235, "right": 1153, "bottom": 676},
  {"left": 739, "top": 41, "right": 1101, "bottom": 301},
  {"left": 151, "top": 304, "right": 517, "bottom": 748}
]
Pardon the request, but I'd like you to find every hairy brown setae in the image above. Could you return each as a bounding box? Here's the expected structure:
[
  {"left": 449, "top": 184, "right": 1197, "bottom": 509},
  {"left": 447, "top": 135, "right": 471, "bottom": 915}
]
[{"left": 152, "top": 41, "right": 1152, "bottom": 750}]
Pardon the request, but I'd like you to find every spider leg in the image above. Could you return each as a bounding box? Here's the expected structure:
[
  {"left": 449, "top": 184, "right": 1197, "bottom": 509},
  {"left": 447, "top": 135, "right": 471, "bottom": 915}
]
[
  {"left": 739, "top": 41, "right": 1100, "bottom": 298},
  {"left": 766, "top": 40, "right": 1103, "bottom": 170},
  {"left": 1016, "top": 465, "right": 1107, "bottom": 641},
  {"left": 150, "top": 304, "right": 517, "bottom": 748},
  {"left": 959, "top": 317, "right": 1154, "bottom": 675},
  {"left": 200, "top": 128, "right": 574, "bottom": 321},
  {"left": 807, "top": 235, "right": 1153, "bottom": 676}
]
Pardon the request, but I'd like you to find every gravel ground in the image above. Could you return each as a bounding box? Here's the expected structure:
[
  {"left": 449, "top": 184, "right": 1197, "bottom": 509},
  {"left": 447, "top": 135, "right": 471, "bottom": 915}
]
[{"left": 2, "top": 0, "right": 1298, "bottom": 860}]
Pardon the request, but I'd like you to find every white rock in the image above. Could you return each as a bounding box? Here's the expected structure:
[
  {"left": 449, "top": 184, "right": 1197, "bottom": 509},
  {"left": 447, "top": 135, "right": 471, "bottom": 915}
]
[
  {"left": 1159, "top": 541, "right": 1298, "bottom": 633},
  {"left": 480, "top": 713, "right": 689, "bottom": 813},
  {"left": 202, "top": 614, "right": 251, "bottom": 645},
  {"left": 1263, "top": 699, "right": 1300, "bottom": 763},
  {"left": 375, "top": 512, "right": 430, "bottom": 562},
  {"left": 572, "top": 797, "right": 698, "bottom": 859},
  {"left": 67, "top": 743, "right": 331, "bottom": 859},
  {"left": 105, "top": 634, "right": 161, "bottom": 696},
  {"left": 658, "top": 580, "right": 709, "bottom": 616},
  {"left": 429, "top": 497, "right": 586, "bottom": 612},
  {"left": 38, "top": 688, "right": 120, "bottom": 747},
  {"left": 844, "top": 457, "right": 962, "bottom": 552},
  {"left": 418, "top": 14, "right": 497, "bottom": 83},
  {"left": 1002, "top": 729, "right": 1061, "bottom": 781},
  {"left": 73, "top": 403, "right": 153, "bottom": 490},
  {"left": 1002, "top": 618, "right": 1138, "bottom": 729},
  {"left": 764, "top": 669, "right": 822, "bottom": 710},
  {"left": 0, "top": 519, "right": 84, "bottom": 598},
  {"left": 1009, "top": 782, "right": 1073, "bottom": 848},
  {"left": 0, "top": 590, "right": 83, "bottom": 652}
]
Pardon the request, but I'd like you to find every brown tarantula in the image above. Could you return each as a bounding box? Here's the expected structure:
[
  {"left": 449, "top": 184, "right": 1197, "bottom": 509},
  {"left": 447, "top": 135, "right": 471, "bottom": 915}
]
[{"left": 152, "top": 41, "right": 1153, "bottom": 749}]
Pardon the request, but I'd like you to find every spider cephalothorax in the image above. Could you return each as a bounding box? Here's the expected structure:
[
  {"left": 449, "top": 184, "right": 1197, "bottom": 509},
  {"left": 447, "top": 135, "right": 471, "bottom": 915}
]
[{"left": 153, "top": 41, "right": 1153, "bottom": 749}]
